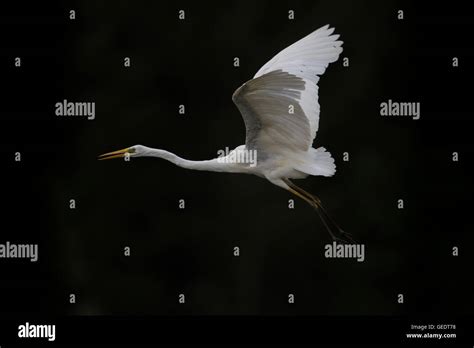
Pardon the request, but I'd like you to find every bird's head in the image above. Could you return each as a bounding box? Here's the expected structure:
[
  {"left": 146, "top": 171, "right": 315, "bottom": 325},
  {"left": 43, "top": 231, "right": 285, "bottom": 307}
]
[{"left": 98, "top": 144, "right": 150, "bottom": 160}]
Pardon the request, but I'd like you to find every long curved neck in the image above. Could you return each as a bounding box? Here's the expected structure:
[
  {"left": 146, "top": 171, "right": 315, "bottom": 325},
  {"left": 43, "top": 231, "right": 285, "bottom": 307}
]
[{"left": 144, "top": 148, "right": 241, "bottom": 173}]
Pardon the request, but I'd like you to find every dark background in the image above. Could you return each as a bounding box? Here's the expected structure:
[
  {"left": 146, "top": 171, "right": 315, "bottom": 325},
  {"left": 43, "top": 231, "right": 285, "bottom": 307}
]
[{"left": 1, "top": 0, "right": 473, "bottom": 325}]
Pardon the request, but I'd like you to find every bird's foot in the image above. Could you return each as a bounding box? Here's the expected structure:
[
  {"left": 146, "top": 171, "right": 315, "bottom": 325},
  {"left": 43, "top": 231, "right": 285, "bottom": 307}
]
[{"left": 331, "top": 229, "right": 357, "bottom": 245}]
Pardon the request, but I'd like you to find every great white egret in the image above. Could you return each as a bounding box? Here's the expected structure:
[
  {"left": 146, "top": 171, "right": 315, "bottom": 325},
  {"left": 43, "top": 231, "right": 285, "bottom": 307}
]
[{"left": 99, "top": 25, "right": 354, "bottom": 243}]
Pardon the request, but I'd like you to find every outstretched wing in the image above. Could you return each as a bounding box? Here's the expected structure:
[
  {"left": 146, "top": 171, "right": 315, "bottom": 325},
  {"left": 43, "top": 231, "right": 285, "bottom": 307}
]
[{"left": 232, "top": 25, "right": 342, "bottom": 155}]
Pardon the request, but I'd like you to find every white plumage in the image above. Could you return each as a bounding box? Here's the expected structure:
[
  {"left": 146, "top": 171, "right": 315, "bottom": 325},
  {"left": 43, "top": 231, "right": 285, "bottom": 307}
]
[
  {"left": 99, "top": 25, "right": 353, "bottom": 242},
  {"left": 255, "top": 25, "right": 342, "bottom": 143},
  {"left": 233, "top": 24, "right": 342, "bottom": 183}
]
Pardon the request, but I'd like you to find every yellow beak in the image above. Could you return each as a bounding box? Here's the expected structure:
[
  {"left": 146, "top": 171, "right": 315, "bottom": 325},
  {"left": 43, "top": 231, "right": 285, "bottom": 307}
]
[{"left": 98, "top": 147, "right": 131, "bottom": 160}]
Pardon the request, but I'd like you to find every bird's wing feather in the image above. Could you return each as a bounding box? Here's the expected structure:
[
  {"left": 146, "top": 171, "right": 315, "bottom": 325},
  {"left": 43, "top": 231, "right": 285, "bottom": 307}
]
[
  {"left": 232, "top": 25, "right": 342, "bottom": 154},
  {"left": 232, "top": 70, "right": 311, "bottom": 153}
]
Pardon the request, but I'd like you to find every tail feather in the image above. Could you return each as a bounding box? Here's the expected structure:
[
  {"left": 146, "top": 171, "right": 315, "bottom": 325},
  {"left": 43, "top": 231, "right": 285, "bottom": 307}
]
[{"left": 294, "top": 147, "right": 336, "bottom": 177}]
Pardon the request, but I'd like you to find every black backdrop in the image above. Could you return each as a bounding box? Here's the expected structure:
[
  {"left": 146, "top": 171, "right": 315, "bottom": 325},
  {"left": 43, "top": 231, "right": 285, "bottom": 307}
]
[{"left": 1, "top": 0, "right": 473, "bottom": 344}]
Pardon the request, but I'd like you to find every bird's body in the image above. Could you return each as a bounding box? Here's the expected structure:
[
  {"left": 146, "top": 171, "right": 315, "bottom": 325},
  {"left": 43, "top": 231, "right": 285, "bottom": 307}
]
[{"left": 100, "top": 25, "right": 354, "bottom": 243}]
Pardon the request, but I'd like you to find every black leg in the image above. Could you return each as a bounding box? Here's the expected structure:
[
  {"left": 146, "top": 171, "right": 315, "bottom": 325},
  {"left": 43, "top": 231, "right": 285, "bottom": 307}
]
[{"left": 283, "top": 178, "right": 356, "bottom": 244}]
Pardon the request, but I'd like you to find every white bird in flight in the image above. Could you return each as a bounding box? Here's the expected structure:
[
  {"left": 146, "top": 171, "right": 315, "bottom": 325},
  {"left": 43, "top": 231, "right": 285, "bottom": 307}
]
[{"left": 99, "top": 25, "right": 354, "bottom": 243}]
